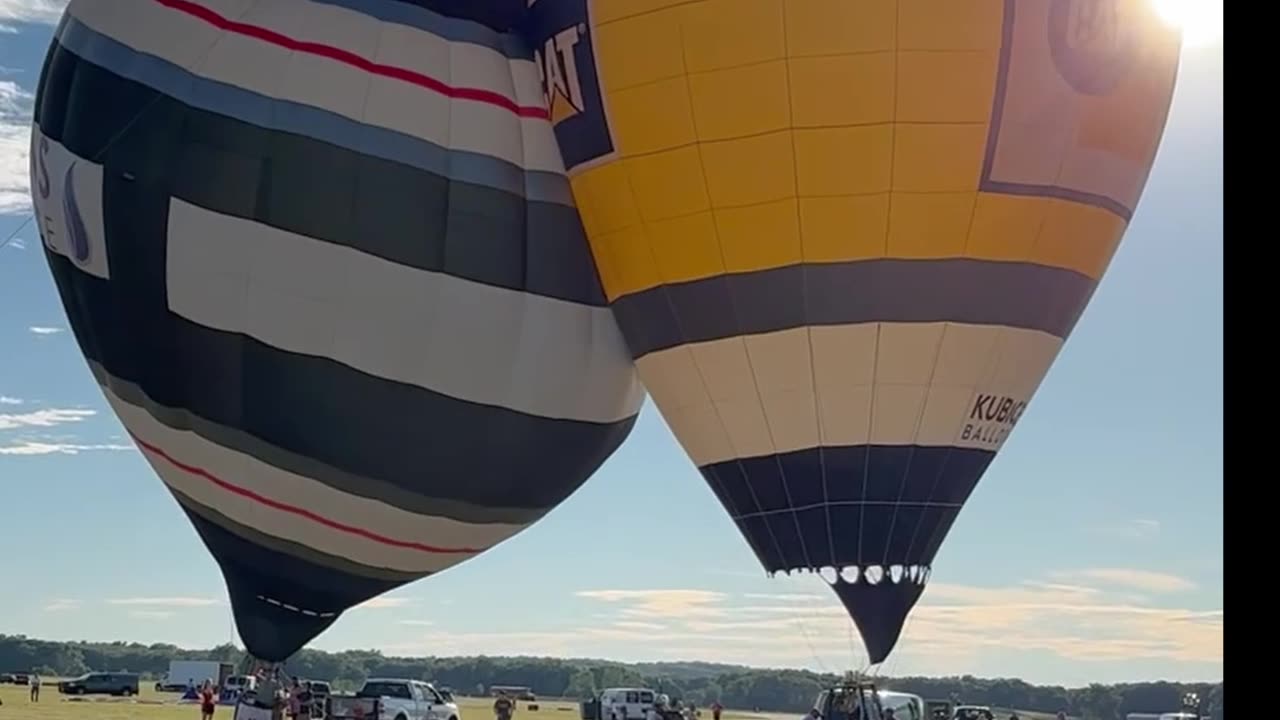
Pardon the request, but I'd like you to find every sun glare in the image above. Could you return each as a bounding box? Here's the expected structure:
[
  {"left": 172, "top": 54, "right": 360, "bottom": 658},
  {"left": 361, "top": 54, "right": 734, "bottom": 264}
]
[{"left": 1149, "top": 0, "right": 1224, "bottom": 47}]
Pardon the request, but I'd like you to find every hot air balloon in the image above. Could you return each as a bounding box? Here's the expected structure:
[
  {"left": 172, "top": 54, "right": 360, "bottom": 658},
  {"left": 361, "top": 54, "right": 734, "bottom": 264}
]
[
  {"left": 529, "top": 0, "right": 1182, "bottom": 663},
  {"left": 30, "top": 0, "right": 643, "bottom": 663}
]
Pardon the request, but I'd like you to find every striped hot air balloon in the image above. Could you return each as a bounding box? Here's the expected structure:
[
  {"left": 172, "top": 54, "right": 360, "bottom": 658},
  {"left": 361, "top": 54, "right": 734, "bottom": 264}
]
[
  {"left": 528, "top": 0, "right": 1182, "bottom": 662},
  {"left": 30, "top": 0, "right": 642, "bottom": 662}
]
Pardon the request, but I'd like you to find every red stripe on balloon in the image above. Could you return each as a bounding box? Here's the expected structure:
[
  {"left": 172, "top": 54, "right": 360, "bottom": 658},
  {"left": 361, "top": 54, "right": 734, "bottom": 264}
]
[
  {"left": 129, "top": 431, "right": 485, "bottom": 555},
  {"left": 153, "top": 0, "right": 550, "bottom": 120}
]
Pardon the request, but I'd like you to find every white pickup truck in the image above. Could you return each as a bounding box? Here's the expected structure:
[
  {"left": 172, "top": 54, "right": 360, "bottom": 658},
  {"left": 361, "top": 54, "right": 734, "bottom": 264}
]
[{"left": 328, "top": 678, "right": 460, "bottom": 720}]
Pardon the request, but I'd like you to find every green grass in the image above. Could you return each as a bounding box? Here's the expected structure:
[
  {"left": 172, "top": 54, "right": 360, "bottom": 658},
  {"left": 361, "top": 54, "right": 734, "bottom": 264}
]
[
  {"left": 0, "top": 689, "right": 738, "bottom": 720},
  {"left": 0, "top": 686, "right": 1067, "bottom": 720}
]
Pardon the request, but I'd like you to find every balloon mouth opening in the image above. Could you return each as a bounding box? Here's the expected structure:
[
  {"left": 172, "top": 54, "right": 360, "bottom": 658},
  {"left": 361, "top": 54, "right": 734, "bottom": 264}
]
[{"left": 769, "top": 563, "right": 932, "bottom": 587}]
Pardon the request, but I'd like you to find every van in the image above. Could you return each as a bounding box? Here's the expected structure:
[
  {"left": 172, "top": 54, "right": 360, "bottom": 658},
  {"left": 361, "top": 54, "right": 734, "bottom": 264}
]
[{"left": 600, "top": 688, "right": 658, "bottom": 720}]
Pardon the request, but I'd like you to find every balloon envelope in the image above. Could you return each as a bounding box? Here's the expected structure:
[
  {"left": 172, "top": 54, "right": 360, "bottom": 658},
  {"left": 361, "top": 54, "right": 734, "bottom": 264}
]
[
  {"left": 531, "top": 0, "right": 1182, "bottom": 662},
  {"left": 32, "top": 0, "right": 642, "bottom": 661}
]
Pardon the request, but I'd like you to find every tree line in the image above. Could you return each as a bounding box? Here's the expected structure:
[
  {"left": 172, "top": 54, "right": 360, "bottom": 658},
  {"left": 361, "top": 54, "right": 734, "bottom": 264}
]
[{"left": 0, "top": 635, "right": 1220, "bottom": 720}]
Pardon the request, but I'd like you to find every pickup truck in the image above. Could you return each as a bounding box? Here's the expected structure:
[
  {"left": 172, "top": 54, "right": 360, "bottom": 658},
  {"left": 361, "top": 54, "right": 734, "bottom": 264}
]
[{"left": 328, "top": 678, "right": 460, "bottom": 720}]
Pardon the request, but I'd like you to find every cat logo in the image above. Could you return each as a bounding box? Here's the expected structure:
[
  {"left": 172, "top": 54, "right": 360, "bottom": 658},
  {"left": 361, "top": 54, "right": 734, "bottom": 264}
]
[
  {"left": 524, "top": 0, "right": 616, "bottom": 173},
  {"left": 535, "top": 23, "right": 587, "bottom": 125}
]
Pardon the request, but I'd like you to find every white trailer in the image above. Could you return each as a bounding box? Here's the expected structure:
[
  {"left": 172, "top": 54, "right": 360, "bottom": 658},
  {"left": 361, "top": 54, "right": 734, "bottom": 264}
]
[{"left": 156, "top": 660, "right": 234, "bottom": 692}]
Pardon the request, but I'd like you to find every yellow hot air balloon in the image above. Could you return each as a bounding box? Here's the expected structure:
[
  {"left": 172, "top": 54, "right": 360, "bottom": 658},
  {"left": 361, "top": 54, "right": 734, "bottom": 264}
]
[{"left": 526, "top": 0, "right": 1181, "bottom": 663}]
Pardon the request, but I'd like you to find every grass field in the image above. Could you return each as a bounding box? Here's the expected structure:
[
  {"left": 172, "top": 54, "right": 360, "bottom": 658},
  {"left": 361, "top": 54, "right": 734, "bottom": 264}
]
[{"left": 0, "top": 685, "right": 1065, "bottom": 720}]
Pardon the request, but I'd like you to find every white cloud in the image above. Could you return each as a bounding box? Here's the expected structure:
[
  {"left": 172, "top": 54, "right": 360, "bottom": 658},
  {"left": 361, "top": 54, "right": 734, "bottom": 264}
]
[
  {"left": 0, "top": 0, "right": 66, "bottom": 25},
  {"left": 1049, "top": 568, "right": 1197, "bottom": 593},
  {"left": 0, "top": 79, "right": 32, "bottom": 215},
  {"left": 575, "top": 590, "right": 728, "bottom": 620},
  {"left": 384, "top": 573, "right": 1219, "bottom": 673},
  {"left": 43, "top": 598, "right": 79, "bottom": 612},
  {"left": 108, "top": 597, "right": 222, "bottom": 608},
  {"left": 0, "top": 407, "right": 95, "bottom": 430},
  {"left": 0, "top": 440, "right": 135, "bottom": 455},
  {"left": 129, "top": 610, "right": 176, "bottom": 620},
  {"left": 1092, "top": 518, "right": 1162, "bottom": 541},
  {"left": 0, "top": 396, "right": 22, "bottom": 404},
  {"left": 28, "top": 326, "right": 66, "bottom": 335}
]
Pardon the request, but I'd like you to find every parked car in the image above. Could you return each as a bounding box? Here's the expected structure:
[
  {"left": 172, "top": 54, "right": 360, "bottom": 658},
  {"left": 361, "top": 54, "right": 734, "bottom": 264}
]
[{"left": 58, "top": 672, "right": 142, "bottom": 697}]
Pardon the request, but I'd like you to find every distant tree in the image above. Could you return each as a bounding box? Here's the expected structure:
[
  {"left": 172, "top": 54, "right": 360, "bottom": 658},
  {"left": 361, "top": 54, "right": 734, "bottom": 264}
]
[{"left": 0, "top": 634, "right": 1219, "bottom": 717}]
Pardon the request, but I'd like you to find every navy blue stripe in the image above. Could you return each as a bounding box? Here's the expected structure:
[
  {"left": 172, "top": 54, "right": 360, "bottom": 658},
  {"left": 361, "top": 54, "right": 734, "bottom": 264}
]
[
  {"left": 382, "top": 0, "right": 527, "bottom": 33},
  {"left": 39, "top": 36, "right": 605, "bottom": 307},
  {"left": 310, "top": 0, "right": 530, "bottom": 56},
  {"left": 611, "top": 260, "right": 1095, "bottom": 358},
  {"left": 700, "top": 445, "right": 995, "bottom": 571},
  {"left": 58, "top": 18, "right": 572, "bottom": 207}
]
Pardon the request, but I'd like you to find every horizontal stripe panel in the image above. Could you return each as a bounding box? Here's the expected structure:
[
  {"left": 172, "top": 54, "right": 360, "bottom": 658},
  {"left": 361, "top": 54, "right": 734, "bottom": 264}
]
[
  {"left": 94, "top": 365, "right": 545, "bottom": 525},
  {"left": 167, "top": 199, "right": 643, "bottom": 424},
  {"left": 174, "top": 487, "right": 426, "bottom": 583},
  {"left": 67, "top": 0, "right": 563, "bottom": 171},
  {"left": 178, "top": 495, "right": 400, "bottom": 661},
  {"left": 308, "top": 0, "right": 527, "bottom": 57},
  {"left": 639, "top": 323, "right": 1060, "bottom": 466},
  {"left": 109, "top": 389, "right": 508, "bottom": 573},
  {"left": 611, "top": 259, "right": 1095, "bottom": 358},
  {"left": 701, "top": 445, "right": 995, "bottom": 572},
  {"left": 56, "top": 16, "right": 572, "bottom": 207},
  {"left": 46, "top": 246, "right": 634, "bottom": 512},
  {"left": 36, "top": 43, "right": 603, "bottom": 306}
]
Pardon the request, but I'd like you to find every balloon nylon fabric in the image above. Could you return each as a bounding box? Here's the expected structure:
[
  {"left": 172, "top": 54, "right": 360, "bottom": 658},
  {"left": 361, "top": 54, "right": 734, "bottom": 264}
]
[
  {"left": 31, "top": 0, "right": 643, "bottom": 662},
  {"left": 531, "top": 0, "right": 1182, "bottom": 663}
]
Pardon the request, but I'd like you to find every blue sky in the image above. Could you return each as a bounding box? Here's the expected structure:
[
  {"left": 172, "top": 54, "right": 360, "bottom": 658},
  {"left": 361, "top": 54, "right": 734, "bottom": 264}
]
[{"left": 0, "top": 1, "right": 1221, "bottom": 688}]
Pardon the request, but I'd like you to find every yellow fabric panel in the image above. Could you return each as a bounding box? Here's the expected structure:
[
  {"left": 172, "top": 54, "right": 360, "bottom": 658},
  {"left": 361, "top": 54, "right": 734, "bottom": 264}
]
[
  {"left": 887, "top": 192, "right": 974, "bottom": 258},
  {"left": 572, "top": 162, "right": 640, "bottom": 236},
  {"left": 607, "top": 77, "right": 697, "bottom": 156},
  {"left": 967, "top": 193, "right": 1047, "bottom": 264},
  {"left": 599, "top": 224, "right": 661, "bottom": 297},
  {"left": 688, "top": 61, "right": 792, "bottom": 141},
  {"left": 1033, "top": 200, "right": 1128, "bottom": 280},
  {"left": 794, "top": 126, "right": 892, "bottom": 196},
  {"left": 787, "top": 54, "right": 896, "bottom": 127},
  {"left": 593, "top": 10, "right": 686, "bottom": 92},
  {"left": 592, "top": 0, "right": 692, "bottom": 26},
  {"left": 648, "top": 212, "right": 726, "bottom": 283},
  {"left": 896, "top": 0, "right": 1004, "bottom": 50},
  {"left": 715, "top": 199, "right": 802, "bottom": 273},
  {"left": 799, "top": 195, "right": 890, "bottom": 262},
  {"left": 896, "top": 50, "right": 999, "bottom": 123},
  {"left": 624, "top": 147, "right": 711, "bottom": 221},
  {"left": 783, "top": 0, "right": 896, "bottom": 56},
  {"left": 892, "top": 123, "right": 986, "bottom": 192},
  {"left": 680, "top": 0, "right": 786, "bottom": 73},
  {"left": 699, "top": 132, "right": 796, "bottom": 208}
]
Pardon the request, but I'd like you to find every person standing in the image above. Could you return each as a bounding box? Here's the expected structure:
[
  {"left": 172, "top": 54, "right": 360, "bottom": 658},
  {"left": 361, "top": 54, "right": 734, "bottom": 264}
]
[
  {"left": 29, "top": 673, "right": 41, "bottom": 702},
  {"left": 495, "top": 691, "right": 516, "bottom": 720},
  {"left": 199, "top": 680, "right": 217, "bottom": 720}
]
